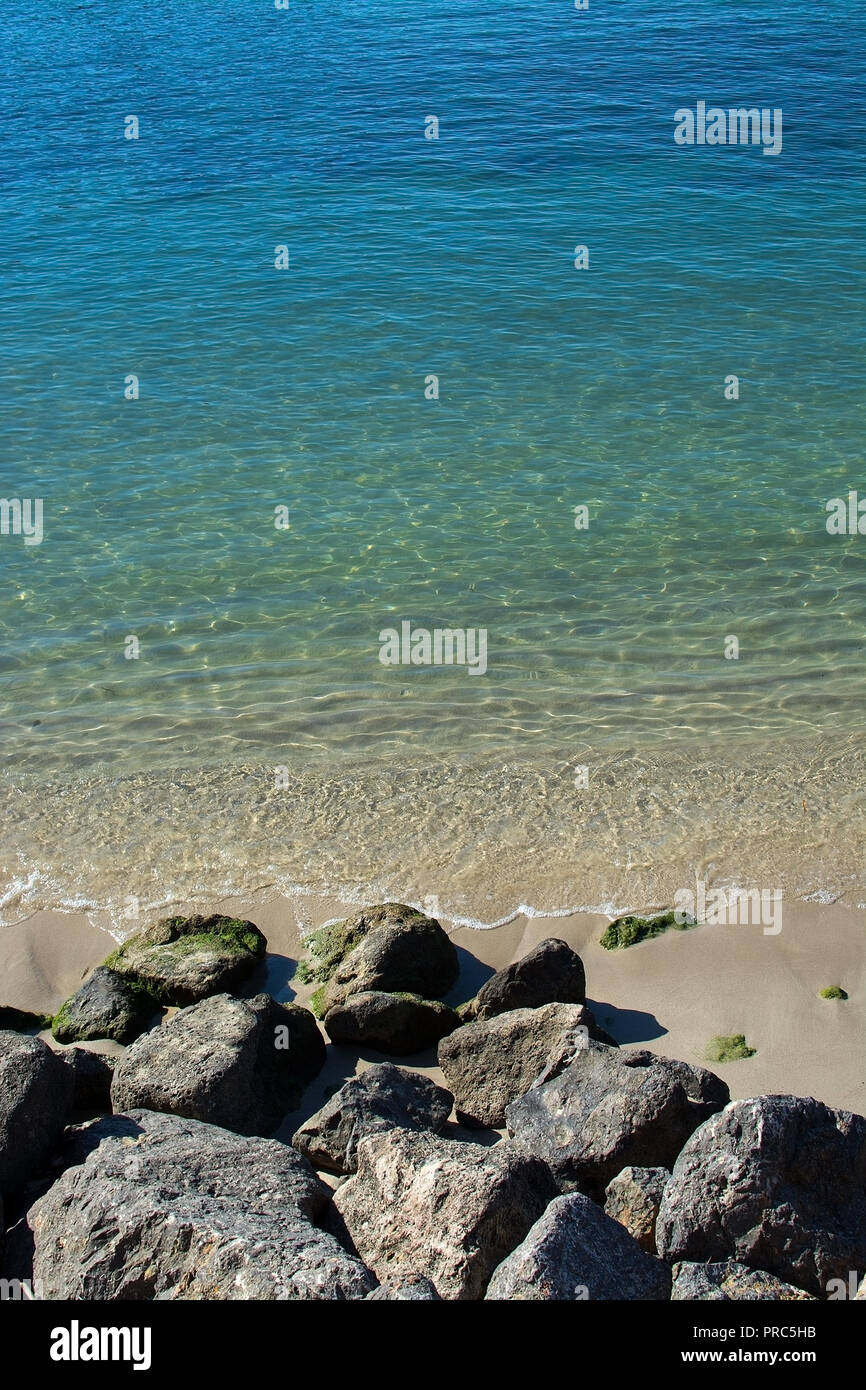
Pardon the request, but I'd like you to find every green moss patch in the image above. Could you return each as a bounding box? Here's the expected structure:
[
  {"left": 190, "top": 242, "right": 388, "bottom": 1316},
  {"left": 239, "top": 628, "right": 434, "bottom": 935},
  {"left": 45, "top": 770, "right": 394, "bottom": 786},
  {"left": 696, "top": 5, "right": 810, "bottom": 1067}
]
[
  {"left": 705, "top": 1034, "right": 757, "bottom": 1063},
  {"left": 600, "top": 909, "right": 695, "bottom": 951},
  {"left": 819, "top": 985, "right": 848, "bottom": 1000},
  {"left": 309, "top": 985, "right": 328, "bottom": 1019}
]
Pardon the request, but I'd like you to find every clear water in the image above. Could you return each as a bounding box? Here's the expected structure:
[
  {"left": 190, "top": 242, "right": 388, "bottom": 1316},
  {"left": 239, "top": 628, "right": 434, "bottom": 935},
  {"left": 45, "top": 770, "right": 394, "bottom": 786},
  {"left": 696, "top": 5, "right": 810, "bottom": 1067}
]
[{"left": 0, "top": 0, "right": 863, "bottom": 924}]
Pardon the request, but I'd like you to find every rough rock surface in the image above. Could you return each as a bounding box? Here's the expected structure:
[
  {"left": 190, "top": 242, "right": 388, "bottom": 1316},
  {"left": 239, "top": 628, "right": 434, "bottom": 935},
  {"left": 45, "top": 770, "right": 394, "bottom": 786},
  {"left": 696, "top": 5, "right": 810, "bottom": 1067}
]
[
  {"left": 303, "top": 903, "right": 458, "bottom": 1013},
  {"left": 293, "top": 1062, "right": 453, "bottom": 1174},
  {"left": 485, "top": 1192, "right": 671, "bottom": 1301},
  {"left": 656, "top": 1095, "right": 866, "bottom": 1297},
  {"left": 323, "top": 991, "right": 459, "bottom": 1055},
  {"left": 105, "top": 913, "right": 267, "bottom": 1006},
  {"left": 671, "top": 1261, "right": 814, "bottom": 1301},
  {"left": 604, "top": 1165, "right": 670, "bottom": 1253},
  {"left": 505, "top": 1043, "right": 729, "bottom": 1198},
  {"left": 111, "top": 993, "right": 325, "bottom": 1135},
  {"left": 52, "top": 966, "right": 159, "bottom": 1045},
  {"left": 366, "top": 1274, "right": 442, "bottom": 1300},
  {"left": 61, "top": 1047, "right": 115, "bottom": 1114},
  {"left": 0, "top": 1031, "right": 74, "bottom": 1193},
  {"left": 465, "top": 938, "right": 586, "bottom": 1021},
  {"left": 438, "top": 1004, "right": 617, "bottom": 1129},
  {"left": 28, "top": 1109, "right": 374, "bottom": 1300},
  {"left": 332, "top": 1129, "right": 558, "bottom": 1300}
]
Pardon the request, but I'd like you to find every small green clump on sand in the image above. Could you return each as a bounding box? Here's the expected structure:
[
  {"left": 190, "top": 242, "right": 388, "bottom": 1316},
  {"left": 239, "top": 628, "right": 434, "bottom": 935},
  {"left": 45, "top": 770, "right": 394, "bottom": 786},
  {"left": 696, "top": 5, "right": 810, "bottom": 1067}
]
[
  {"left": 600, "top": 909, "right": 695, "bottom": 951},
  {"left": 706, "top": 1034, "right": 756, "bottom": 1063},
  {"left": 819, "top": 985, "right": 848, "bottom": 1000}
]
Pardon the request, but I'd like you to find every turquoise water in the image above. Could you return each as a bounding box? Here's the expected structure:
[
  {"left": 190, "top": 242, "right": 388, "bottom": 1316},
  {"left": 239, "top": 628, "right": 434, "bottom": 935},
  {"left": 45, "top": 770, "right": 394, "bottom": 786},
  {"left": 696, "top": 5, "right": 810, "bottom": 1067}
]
[{"left": 0, "top": 1, "right": 863, "bottom": 921}]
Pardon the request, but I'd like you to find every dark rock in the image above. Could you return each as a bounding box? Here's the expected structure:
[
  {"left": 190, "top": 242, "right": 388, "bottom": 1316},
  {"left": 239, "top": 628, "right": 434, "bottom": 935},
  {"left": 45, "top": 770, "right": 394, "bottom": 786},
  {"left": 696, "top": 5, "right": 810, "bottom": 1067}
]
[
  {"left": 332, "top": 1129, "right": 558, "bottom": 1300},
  {"left": 323, "top": 991, "right": 459, "bottom": 1056},
  {"left": 52, "top": 966, "right": 158, "bottom": 1045},
  {"left": 366, "top": 1274, "right": 442, "bottom": 1300},
  {"left": 438, "top": 1003, "right": 615, "bottom": 1129},
  {"left": 465, "top": 938, "right": 586, "bottom": 1021},
  {"left": 302, "top": 904, "right": 458, "bottom": 1013},
  {"left": 0, "top": 1032, "right": 74, "bottom": 1194},
  {"left": 292, "top": 1062, "right": 453, "bottom": 1174},
  {"left": 0, "top": 1006, "right": 53, "bottom": 1034},
  {"left": 110, "top": 993, "right": 325, "bottom": 1135},
  {"left": 604, "top": 1165, "right": 669, "bottom": 1253},
  {"left": 505, "top": 1043, "right": 729, "bottom": 1199},
  {"left": 656, "top": 1095, "right": 866, "bottom": 1297},
  {"left": 28, "top": 1109, "right": 374, "bottom": 1299},
  {"left": 61, "top": 1047, "right": 115, "bottom": 1113},
  {"left": 671, "top": 1261, "right": 814, "bottom": 1301},
  {"left": 105, "top": 913, "right": 267, "bottom": 1006},
  {"left": 485, "top": 1192, "right": 671, "bottom": 1301}
]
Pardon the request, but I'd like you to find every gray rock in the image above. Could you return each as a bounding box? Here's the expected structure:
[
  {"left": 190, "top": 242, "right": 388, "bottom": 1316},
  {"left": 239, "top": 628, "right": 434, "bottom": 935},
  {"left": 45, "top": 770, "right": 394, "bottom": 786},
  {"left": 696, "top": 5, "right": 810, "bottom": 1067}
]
[
  {"left": 671, "top": 1261, "right": 814, "bottom": 1301},
  {"left": 604, "top": 1165, "right": 669, "bottom": 1253},
  {"left": 0, "top": 1032, "right": 74, "bottom": 1193},
  {"left": 61, "top": 1047, "right": 115, "bottom": 1113},
  {"left": 28, "top": 1109, "right": 374, "bottom": 1300},
  {"left": 106, "top": 913, "right": 267, "bottom": 1006},
  {"left": 323, "top": 991, "right": 460, "bottom": 1055},
  {"left": 293, "top": 1062, "right": 453, "bottom": 1174},
  {"left": 656, "top": 1094, "right": 866, "bottom": 1297},
  {"left": 332, "top": 1129, "right": 558, "bottom": 1300},
  {"left": 506, "top": 1043, "right": 729, "bottom": 1199},
  {"left": 52, "top": 966, "right": 159, "bottom": 1045},
  {"left": 110, "top": 993, "right": 325, "bottom": 1135},
  {"left": 466, "top": 938, "right": 586, "bottom": 1021},
  {"left": 366, "top": 1274, "right": 441, "bottom": 1300},
  {"left": 485, "top": 1192, "right": 671, "bottom": 1301},
  {"left": 302, "top": 904, "right": 458, "bottom": 1013},
  {"left": 438, "top": 1004, "right": 616, "bottom": 1129}
]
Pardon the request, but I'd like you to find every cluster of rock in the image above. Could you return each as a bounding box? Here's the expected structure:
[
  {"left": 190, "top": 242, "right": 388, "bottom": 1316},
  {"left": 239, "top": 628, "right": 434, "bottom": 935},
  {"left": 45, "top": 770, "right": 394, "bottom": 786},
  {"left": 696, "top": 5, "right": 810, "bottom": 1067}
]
[{"left": 2, "top": 903, "right": 865, "bottom": 1301}]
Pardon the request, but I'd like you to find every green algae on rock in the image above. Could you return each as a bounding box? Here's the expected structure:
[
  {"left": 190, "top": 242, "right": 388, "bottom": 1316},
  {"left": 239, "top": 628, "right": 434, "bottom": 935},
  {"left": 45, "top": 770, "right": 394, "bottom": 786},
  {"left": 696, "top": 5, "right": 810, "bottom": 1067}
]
[
  {"left": 600, "top": 910, "right": 695, "bottom": 951},
  {"left": 104, "top": 913, "right": 267, "bottom": 1006}
]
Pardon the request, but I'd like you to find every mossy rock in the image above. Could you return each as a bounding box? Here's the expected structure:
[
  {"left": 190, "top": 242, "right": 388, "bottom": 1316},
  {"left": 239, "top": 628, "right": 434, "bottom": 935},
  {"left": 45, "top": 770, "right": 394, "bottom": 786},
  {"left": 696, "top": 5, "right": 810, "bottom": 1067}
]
[
  {"left": 52, "top": 966, "right": 159, "bottom": 1045},
  {"left": 705, "top": 1034, "right": 756, "bottom": 1063},
  {"left": 819, "top": 985, "right": 848, "bottom": 1000},
  {"left": 104, "top": 913, "right": 267, "bottom": 1006},
  {"left": 299, "top": 902, "right": 459, "bottom": 1013},
  {"left": 600, "top": 910, "right": 695, "bottom": 951},
  {"left": 0, "top": 1005, "right": 54, "bottom": 1033}
]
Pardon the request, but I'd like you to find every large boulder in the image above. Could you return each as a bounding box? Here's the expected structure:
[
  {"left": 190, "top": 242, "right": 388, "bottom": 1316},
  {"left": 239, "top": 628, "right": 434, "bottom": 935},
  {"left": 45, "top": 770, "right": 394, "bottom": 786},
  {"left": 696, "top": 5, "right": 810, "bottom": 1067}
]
[
  {"left": 366, "top": 1274, "right": 441, "bottom": 1300},
  {"left": 604, "top": 1165, "right": 669, "bottom": 1254},
  {"left": 464, "top": 938, "right": 586, "bottom": 1021},
  {"left": 438, "top": 1004, "right": 616, "bottom": 1129},
  {"left": 52, "top": 966, "right": 158, "bottom": 1045},
  {"left": 323, "top": 991, "right": 459, "bottom": 1055},
  {"left": 656, "top": 1095, "right": 866, "bottom": 1298},
  {"left": 485, "top": 1192, "right": 671, "bottom": 1301},
  {"left": 110, "top": 993, "right": 325, "bottom": 1135},
  {"left": 0, "top": 1032, "right": 74, "bottom": 1193},
  {"left": 332, "top": 1129, "right": 558, "bottom": 1300},
  {"left": 506, "top": 1043, "right": 729, "bottom": 1198},
  {"left": 105, "top": 914, "right": 267, "bottom": 1006},
  {"left": 28, "top": 1109, "right": 374, "bottom": 1300},
  {"left": 292, "top": 1062, "right": 453, "bottom": 1175},
  {"left": 671, "top": 1261, "right": 814, "bottom": 1301},
  {"left": 302, "top": 904, "right": 458, "bottom": 1013}
]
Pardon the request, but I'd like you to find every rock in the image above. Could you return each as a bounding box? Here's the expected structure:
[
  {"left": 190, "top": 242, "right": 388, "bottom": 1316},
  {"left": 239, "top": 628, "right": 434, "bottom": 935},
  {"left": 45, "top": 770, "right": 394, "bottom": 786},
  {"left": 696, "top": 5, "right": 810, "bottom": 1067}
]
[
  {"left": 604, "top": 1166, "right": 669, "bottom": 1253},
  {"left": 52, "top": 966, "right": 159, "bottom": 1045},
  {"left": 110, "top": 993, "right": 325, "bottom": 1135},
  {"left": 505, "top": 1043, "right": 729, "bottom": 1199},
  {"left": 485, "top": 1192, "right": 671, "bottom": 1301},
  {"left": 28, "top": 1109, "right": 374, "bottom": 1300},
  {"left": 332, "top": 1129, "right": 558, "bottom": 1300},
  {"left": 61, "top": 1048, "right": 115, "bottom": 1113},
  {"left": 323, "top": 991, "right": 460, "bottom": 1055},
  {"left": 438, "top": 1004, "right": 615, "bottom": 1129},
  {"left": 293, "top": 1062, "right": 453, "bottom": 1174},
  {"left": 0, "top": 1032, "right": 74, "bottom": 1194},
  {"left": 464, "top": 938, "right": 586, "bottom": 1021},
  {"left": 105, "top": 913, "right": 267, "bottom": 1007},
  {"left": 366, "top": 1274, "right": 442, "bottom": 1300},
  {"left": 0, "top": 1006, "right": 53, "bottom": 1033},
  {"left": 656, "top": 1095, "right": 866, "bottom": 1298},
  {"left": 671, "top": 1261, "right": 815, "bottom": 1301},
  {"left": 302, "top": 903, "right": 458, "bottom": 1013}
]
